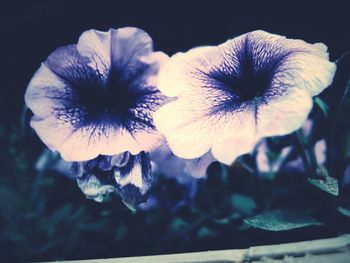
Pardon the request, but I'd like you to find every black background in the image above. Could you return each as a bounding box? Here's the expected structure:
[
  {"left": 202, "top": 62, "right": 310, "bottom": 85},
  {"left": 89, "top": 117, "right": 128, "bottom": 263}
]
[{"left": 1, "top": 0, "right": 349, "bottom": 125}]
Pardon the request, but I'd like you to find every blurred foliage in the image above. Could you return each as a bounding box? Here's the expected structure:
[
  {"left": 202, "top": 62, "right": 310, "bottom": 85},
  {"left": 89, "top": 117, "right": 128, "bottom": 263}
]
[{"left": 1, "top": 55, "right": 350, "bottom": 262}]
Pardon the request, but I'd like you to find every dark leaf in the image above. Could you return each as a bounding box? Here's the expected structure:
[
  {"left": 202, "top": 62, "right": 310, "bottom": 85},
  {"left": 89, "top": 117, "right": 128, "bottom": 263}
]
[
  {"left": 244, "top": 209, "right": 322, "bottom": 231},
  {"left": 231, "top": 194, "right": 257, "bottom": 216},
  {"left": 314, "top": 97, "right": 329, "bottom": 118},
  {"left": 196, "top": 227, "right": 216, "bottom": 239},
  {"left": 308, "top": 174, "right": 339, "bottom": 196},
  {"left": 337, "top": 207, "right": 350, "bottom": 218}
]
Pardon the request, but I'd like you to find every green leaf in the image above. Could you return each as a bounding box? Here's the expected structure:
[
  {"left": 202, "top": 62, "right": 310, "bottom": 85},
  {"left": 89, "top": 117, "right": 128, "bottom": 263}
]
[
  {"left": 0, "top": 184, "right": 20, "bottom": 220},
  {"left": 244, "top": 209, "right": 322, "bottom": 231},
  {"left": 231, "top": 194, "right": 256, "bottom": 216},
  {"left": 334, "top": 78, "right": 350, "bottom": 126},
  {"left": 78, "top": 220, "right": 107, "bottom": 232},
  {"left": 213, "top": 213, "right": 241, "bottom": 225},
  {"left": 345, "top": 134, "right": 350, "bottom": 159},
  {"left": 66, "top": 206, "right": 87, "bottom": 223},
  {"left": 35, "top": 149, "right": 59, "bottom": 172},
  {"left": 314, "top": 97, "right": 329, "bottom": 118},
  {"left": 308, "top": 174, "right": 339, "bottom": 196},
  {"left": 115, "top": 225, "right": 128, "bottom": 241},
  {"left": 50, "top": 204, "right": 73, "bottom": 225},
  {"left": 337, "top": 207, "right": 350, "bottom": 217},
  {"left": 328, "top": 77, "right": 350, "bottom": 177},
  {"left": 169, "top": 217, "right": 187, "bottom": 232},
  {"left": 196, "top": 227, "right": 216, "bottom": 239}
]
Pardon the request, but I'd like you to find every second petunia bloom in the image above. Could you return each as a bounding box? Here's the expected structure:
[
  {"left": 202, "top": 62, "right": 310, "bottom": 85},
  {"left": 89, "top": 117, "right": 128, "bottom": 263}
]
[
  {"left": 154, "top": 30, "right": 336, "bottom": 165},
  {"left": 25, "top": 27, "right": 168, "bottom": 162}
]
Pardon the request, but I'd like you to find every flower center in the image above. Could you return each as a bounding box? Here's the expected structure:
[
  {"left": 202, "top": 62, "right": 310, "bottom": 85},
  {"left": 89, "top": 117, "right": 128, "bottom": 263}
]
[
  {"left": 229, "top": 37, "right": 276, "bottom": 102},
  {"left": 211, "top": 37, "right": 279, "bottom": 109},
  {"left": 210, "top": 57, "right": 271, "bottom": 105},
  {"left": 230, "top": 60, "right": 270, "bottom": 101},
  {"left": 73, "top": 68, "right": 143, "bottom": 126}
]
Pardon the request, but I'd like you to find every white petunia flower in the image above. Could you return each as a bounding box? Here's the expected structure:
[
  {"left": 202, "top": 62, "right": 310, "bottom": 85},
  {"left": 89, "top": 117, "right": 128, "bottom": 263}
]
[
  {"left": 154, "top": 30, "right": 336, "bottom": 165},
  {"left": 25, "top": 27, "right": 168, "bottom": 162}
]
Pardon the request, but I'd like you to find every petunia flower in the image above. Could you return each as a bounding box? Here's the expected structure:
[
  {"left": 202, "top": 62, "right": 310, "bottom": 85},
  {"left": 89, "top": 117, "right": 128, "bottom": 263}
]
[
  {"left": 25, "top": 27, "right": 168, "bottom": 162},
  {"left": 154, "top": 30, "right": 336, "bottom": 165},
  {"left": 72, "top": 152, "right": 152, "bottom": 209}
]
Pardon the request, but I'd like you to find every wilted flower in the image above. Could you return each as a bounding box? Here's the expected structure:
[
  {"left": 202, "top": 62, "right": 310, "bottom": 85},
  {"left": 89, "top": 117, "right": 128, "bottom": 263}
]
[
  {"left": 25, "top": 27, "right": 168, "bottom": 161},
  {"left": 154, "top": 30, "right": 336, "bottom": 165},
  {"left": 72, "top": 152, "right": 151, "bottom": 208}
]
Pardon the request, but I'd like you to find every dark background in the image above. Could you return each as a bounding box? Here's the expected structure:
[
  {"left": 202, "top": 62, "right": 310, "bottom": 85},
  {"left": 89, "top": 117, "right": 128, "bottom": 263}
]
[
  {"left": 1, "top": 0, "right": 349, "bottom": 125},
  {"left": 1, "top": 0, "right": 350, "bottom": 261}
]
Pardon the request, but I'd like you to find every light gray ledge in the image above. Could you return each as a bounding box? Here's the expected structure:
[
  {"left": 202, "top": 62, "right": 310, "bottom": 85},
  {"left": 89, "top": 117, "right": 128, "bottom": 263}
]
[{"left": 54, "top": 234, "right": 350, "bottom": 263}]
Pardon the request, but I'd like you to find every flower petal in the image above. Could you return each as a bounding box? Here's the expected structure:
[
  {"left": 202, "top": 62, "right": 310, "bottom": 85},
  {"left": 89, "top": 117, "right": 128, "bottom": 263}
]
[
  {"left": 257, "top": 87, "right": 313, "bottom": 137},
  {"left": 154, "top": 93, "right": 257, "bottom": 160},
  {"left": 25, "top": 44, "right": 107, "bottom": 128},
  {"left": 243, "top": 30, "right": 336, "bottom": 97},
  {"left": 45, "top": 44, "right": 108, "bottom": 84},
  {"left": 216, "top": 30, "right": 336, "bottom": 99},
  {"left": 59, "top": 125, "right": 161, "bottom": 161},
  {"left": 76, "top": 174, "right": 116, "bottom": 203},
  {"left": 77, "top": 29, "right": 111, "bottom": 73},
  {"left": 256, "top": 141, "right": 270, "bottom": 173},
  {"left": 31, "top": 113, "right": 160, "bottom": 161},
  {"left": 132, "top": 51, "right": 169, "bottom": 94},
  {"left": 150, "top": 144, "right": 186, "bottom": 178},
  {"left": 114, "top": 152, "right": 152, "bottom": 194},
  {"left": 73, "top": 152, "right": 130, "bottom": 175},
  {"left": 157, "top": 46, "right": 223, "bottom": 97},
  {"left": 315, "top": 139, "right": 326, "bottom": 165},
  {"left": 77, "top": 28, "right": 166, "bottom": 86},
  {"left": 212, "top": 134, "right": 259, "bottom": 165},
  {"left": 24, "top": 63, "right": 67, "bottom": 119},
  {"left": 151, "top": 144, "right": 215, "bottom": 179},
  {"left": 110, "top": 27, "right": 154, "bottom": 81},
  {"left": 279, "top": 52, "right": 336, "bottom": 96},
  {"left": 74, "top": 152, "right": 152, "bottom": 209},
  {"left": 184, "top": 151, "right": 215, "bottom": 178},
  {"left": 153, "top": 98, "right": 216, "bottom": 159},
  {"left": 30, "top": 115, "right": 73, "bottom": 155}
]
